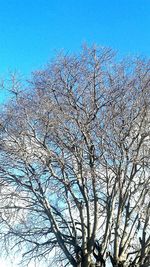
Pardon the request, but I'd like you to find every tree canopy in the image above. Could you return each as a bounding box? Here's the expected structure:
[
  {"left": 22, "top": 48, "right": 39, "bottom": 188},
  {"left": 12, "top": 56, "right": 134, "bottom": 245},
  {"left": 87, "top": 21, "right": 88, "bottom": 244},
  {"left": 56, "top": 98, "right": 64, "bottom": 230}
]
[{"left": 0, "top": 46, "right": 149, "bottom": 267}]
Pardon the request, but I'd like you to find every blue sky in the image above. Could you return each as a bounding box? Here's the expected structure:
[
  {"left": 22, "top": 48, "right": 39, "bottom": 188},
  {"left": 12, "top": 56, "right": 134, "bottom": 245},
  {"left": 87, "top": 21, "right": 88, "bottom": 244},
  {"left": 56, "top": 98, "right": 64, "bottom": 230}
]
[
  {"left": 0, "top": 0, "right": 150, "bottom": 73},
  {"left": 0, "top": 0, "right": 149, "bottom": 101}
]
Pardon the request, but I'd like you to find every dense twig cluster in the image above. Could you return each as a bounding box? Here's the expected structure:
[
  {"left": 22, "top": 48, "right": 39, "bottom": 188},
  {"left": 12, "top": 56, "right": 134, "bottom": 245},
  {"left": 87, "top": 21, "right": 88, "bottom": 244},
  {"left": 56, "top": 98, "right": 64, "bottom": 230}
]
[{"left": 0, "top": 46, "right": 149, "bottom": 267}]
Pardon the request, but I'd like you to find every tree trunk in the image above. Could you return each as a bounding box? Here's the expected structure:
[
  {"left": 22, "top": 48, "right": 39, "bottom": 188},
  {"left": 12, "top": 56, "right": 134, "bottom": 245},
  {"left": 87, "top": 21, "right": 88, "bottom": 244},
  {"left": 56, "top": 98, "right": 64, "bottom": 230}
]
[{"left": 76, "top": 254, "right": 94, "bottom": 267}]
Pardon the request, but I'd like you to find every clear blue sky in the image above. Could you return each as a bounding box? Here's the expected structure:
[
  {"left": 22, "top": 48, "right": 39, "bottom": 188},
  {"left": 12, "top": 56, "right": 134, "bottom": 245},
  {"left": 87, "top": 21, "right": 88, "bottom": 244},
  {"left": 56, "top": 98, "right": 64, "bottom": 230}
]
[{"left": 0, "top": 0, "right": 150, "bottom": 102}]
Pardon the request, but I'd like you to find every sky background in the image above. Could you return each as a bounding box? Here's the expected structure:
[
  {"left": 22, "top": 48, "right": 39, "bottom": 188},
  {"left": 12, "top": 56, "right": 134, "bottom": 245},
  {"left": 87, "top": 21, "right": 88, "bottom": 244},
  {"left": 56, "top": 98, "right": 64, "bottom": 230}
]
[
  {"left": 0, "top": 0, "right": 150, "bottom": 103},
  {"left": 0, "top": 1, "right": 149, "bottom": 266},
  {"left": 0, "top": 0, "right": 150, "bottom": 75}
]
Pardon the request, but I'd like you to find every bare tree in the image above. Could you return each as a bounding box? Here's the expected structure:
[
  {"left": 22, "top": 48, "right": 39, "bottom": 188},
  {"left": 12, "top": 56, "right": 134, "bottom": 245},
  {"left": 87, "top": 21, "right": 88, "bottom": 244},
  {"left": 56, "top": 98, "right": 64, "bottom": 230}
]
[{"left": 0, "top": 46, "right": 149, "bottom": 267}]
